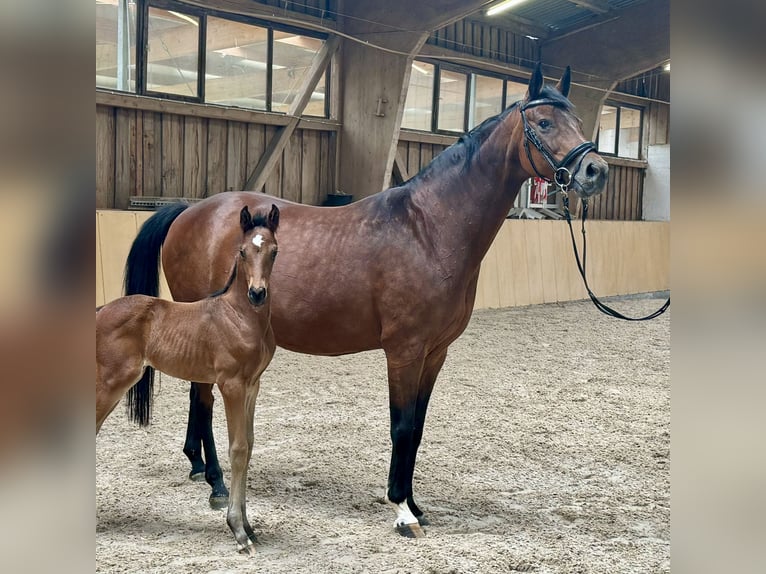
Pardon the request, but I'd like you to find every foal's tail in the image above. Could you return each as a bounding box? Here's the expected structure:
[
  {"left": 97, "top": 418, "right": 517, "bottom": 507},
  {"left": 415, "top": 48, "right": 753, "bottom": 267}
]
[{"left": 123, "top": 202, "right": 189, "bottom": 426}]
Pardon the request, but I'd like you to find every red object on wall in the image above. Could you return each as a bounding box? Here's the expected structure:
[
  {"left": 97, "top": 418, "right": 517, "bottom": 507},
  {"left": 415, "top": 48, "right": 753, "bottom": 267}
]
[{"left": 531, "top": 177, "right": 548, "bottom": 204}]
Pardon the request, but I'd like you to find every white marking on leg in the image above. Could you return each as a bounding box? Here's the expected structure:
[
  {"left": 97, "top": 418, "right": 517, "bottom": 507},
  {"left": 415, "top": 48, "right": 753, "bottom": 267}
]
[
  {"left": 386, "top": 497, "right": 418, "bottom": 527},
  {"left": 252, "top": 234, "right": 264, "bottom": 247}
]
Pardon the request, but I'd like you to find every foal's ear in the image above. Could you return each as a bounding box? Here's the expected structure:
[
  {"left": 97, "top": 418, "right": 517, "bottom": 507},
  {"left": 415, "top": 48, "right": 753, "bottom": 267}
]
[
  {"left": 556, "top": 66, "right": 571, "bottom": 98},
  {"left": 527, "top": 63, "right": 543, "bottom": 101},
  {"left": 240, "top": 205, "right": 252, "bottom": 232},
  {"left": 267, "top": 204, "right": 280, "bottom": 233}
]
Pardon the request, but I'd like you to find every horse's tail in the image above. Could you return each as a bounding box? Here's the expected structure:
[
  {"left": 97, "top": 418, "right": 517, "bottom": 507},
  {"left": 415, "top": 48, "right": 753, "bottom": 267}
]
[{"left": 123, "top": 202, "right": 189, "bottom": 426}]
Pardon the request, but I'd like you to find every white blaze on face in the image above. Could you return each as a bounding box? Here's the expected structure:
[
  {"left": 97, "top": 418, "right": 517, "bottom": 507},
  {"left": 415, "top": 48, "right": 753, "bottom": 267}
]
[{"left": 252, "top": 234, "right": 264, "bottom": 248}]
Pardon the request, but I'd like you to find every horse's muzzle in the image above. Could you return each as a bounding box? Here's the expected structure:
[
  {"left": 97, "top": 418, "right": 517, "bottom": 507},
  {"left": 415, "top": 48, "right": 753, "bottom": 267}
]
[
  {"left": 573, "top": 155, "right": 609, "bottom": 198},
  {"left": 248, "top": 286, "right": 267, "bottom": 306}
]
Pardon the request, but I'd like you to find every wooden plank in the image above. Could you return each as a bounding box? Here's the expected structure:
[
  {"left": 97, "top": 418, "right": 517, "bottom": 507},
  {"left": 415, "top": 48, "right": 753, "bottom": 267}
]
[
  {"left": 246, "top": 123, "right": 267, "bottom": 193},
  {"left": 183, "top": 116, "right": 207, "bottom": 198},
  {"left": 97, "top": 90, "right": 341, "bottom": 131},
  {"left": 96, "top": 213, "right": 104, "bottom": 307},
  {"left": 141, "top": 111, "right": 162, "bottom": 196},
  {"left": 161, "top": 114, "right": 184, "bottom": 197},
  {"left": 494, "top": 224, "right": 517, "bottom": 309},
  {"left": 300, "top": 129, "right": 321, "bottom": 205},
  {"left": 392, "top": 147, "right": 409, "bottom": 184},
  {"left": 98, "top": 211, "right": 138, "bottom": 304},
  {"left": 406, "top": 143, "right": 420, "bottom": 178},
  {"left": 507, "top": 221, "right": 531, "bottom": 306},
  {"left": 477, "top": 239, "right": 501, "bottom": 309},
  {"left": 134, "top": 113, "right": 143, "bottom": 197},
  {"left": 96, "top": 105, "right": 115, "bottom": 209},
  {"left": 226, "top": 120, "right": 247, "bottom": 191},
  {"left": 244, "top": 35, "right": 340, "bottom": 192},
  {"left": 419, "top": 145, "right": 433, "bottom": 170},
  {"left": 281, "top": 131, "right": 303, "bottom": 203},
  {"left": 537, "top": 221, "right": 558, "bottom": 303},
  {"left": 114, "top": 108, "right": 137, "bottom": 210},
  {"left": 206, "top": 118, "right": 227, "bottom": 196},
  {"left": 263, "top": 125, "right": 282, "bottom": 198},
  {"left": 489, "top": 26, "right": 498, "bottom": 60},
  {"left": 523, "top": 220, "right": 545, "bottom": 305}
]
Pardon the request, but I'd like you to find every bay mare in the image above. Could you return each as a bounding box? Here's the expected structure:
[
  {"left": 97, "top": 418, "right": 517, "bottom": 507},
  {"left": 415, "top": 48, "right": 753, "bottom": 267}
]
[
  {"left": 122, "top": 66, "right": 608, "bottom": 537},
  {"left": 98, "top": 206, "right": 279, "bottom": 554}
]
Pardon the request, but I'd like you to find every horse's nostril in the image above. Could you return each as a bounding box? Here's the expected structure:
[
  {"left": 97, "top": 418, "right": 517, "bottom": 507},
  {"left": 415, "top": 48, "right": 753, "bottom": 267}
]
[{"left": 586, "top": 161, "right": 600, "bottom": 178}]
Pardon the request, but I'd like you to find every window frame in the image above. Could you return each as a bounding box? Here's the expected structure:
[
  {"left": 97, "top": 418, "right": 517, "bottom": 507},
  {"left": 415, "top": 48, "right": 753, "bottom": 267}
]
[{"left": 98, "top": 0, "right": 330, "bottom": 117}]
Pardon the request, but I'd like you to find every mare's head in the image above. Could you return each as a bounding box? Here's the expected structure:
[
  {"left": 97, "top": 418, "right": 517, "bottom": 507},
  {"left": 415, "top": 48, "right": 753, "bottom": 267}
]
[
  {"left": 515, "top": 64, "right": 608, "bottom": 198},
  {"left": 238, "top": 204, "right": 280, "bottom": 306}
]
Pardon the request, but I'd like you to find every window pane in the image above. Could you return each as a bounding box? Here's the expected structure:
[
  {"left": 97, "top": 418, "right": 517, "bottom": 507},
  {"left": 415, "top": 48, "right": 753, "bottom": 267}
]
[
  {"left": 470, "top": 75, "right": 503, "bottom": 128},
  {"left": 205, "top": 17, "right": 268, "bottom": 109},
  {"left": 598, "top": 105, "right": 617, "bottom": 154},
  {"left": 96, "top": 0, "right": 137, "bottom": 91},
  {"left": 402, "top": 61, "right": 434, "bottom": 131},
  {"left": 146, "top": 7, "right": 200, "bottom": 97},
  {"left": 272, "top": 32, "right": 325, "bottom": 115},
  {"left": 505, "top": 79, "right": 527, "bottom": 107},
  {"left": 437, "top": 69, "right": 467, "bottom": 132},
  {"left": 618, "top": 107, "right": 642, "bottom": 159}
]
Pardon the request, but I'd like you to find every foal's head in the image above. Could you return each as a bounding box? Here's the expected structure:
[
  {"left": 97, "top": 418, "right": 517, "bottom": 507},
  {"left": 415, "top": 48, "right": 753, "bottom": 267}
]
[{"left": 238, "top": 204, "right": 279, "bottom": 307}]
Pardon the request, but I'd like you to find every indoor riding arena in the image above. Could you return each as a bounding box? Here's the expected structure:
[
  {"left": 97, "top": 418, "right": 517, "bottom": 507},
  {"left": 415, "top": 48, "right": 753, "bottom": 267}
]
[{"left": 96, "top": 1, "right": 670, "bottom": 573}]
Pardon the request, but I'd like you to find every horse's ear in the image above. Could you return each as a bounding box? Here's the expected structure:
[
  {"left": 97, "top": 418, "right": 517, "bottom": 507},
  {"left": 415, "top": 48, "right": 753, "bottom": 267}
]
[
  {"left": 267, "top": 204, "right": 280, "bottom": 233},
  {"left": 527, "top": 63, "right": 543, "bottom": 101},
  {"left": 240, "top": 205, "right": 252, "bottom": 232},
  {"left": 556, "top": 66, "right": 571, "bottom": 98}
]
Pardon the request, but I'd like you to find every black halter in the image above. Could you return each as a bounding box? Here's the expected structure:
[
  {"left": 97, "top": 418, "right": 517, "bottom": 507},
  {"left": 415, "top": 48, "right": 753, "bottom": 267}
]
[{"left": 519, "top": 98, "right": 597, "bottom": 189}]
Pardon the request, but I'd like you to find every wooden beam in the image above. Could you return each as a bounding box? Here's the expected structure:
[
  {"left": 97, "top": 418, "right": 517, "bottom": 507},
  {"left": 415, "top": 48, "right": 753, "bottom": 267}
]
[
  {"left": 567, "top": 0, "right": 611, "bottom": 15},
  {"left": 244, "top": 35, "right": 340, "bottom": 191},
  {"left": 393, "top": 149, "right": 409, "bottom": 183}
]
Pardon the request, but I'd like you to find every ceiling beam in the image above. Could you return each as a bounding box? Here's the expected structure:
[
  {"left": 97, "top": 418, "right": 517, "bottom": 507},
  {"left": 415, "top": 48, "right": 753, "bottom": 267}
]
[{"left": 567, "top": 0, "right": 611, "bottom": 15}]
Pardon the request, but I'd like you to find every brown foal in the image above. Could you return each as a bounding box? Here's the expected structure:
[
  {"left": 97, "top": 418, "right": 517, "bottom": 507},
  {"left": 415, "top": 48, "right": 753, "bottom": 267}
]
[{"left": 96, "top": 204, "right": 279, "bottom": 555}]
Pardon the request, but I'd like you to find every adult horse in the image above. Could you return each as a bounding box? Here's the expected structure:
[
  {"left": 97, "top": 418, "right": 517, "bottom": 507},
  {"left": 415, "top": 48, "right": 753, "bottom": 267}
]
[{"left": 123, "top": 65, "right": 608, "bottom": 537}]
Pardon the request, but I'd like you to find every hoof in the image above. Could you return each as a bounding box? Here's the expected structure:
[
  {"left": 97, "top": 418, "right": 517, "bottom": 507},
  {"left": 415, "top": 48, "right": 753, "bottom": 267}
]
[
  {"left": 395, "top": 522, "right": 425, "bottom": 538},
  {"left": 237, "top": 541, "right": 256, "bottom": 557},
  {"left": 189, "top": 471, "right": 206, "bottom": 482},
  {"left": 209, "top": 495, "right": 229, "bottom": 510}
]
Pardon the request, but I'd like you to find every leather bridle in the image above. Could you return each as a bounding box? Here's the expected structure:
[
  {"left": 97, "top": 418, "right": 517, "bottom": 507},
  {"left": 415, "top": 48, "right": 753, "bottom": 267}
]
[{"left": 519, "top": 98, "right": 596, "bottom": 192}]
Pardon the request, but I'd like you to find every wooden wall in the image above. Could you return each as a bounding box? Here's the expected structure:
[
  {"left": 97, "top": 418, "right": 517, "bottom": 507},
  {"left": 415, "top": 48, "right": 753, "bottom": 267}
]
[
  {"left": 96, "top": 101, "right": 337, "bottom": 209},
  {"left": 428, "top": 18, "right": 539, "bottom": 65},
  {"left": 97, "top": 210, "right": 669, "bottom": 309}
]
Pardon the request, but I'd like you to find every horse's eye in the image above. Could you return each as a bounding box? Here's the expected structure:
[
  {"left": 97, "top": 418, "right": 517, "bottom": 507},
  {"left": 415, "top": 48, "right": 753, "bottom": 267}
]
[
  {"left": 539, "top": 119, "right": 552, "bottom": 130},
  {"left": 239, "top": 249, "right": 246, "bottom": 259},
  {"left": 271, "top": 250, "right": 278, "bottom": 260}
]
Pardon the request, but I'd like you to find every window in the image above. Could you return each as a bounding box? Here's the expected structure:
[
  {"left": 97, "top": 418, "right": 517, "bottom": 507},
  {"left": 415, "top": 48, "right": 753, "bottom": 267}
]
[
  {"left": 402, "top": 61, "right": 434, "bottom": 131},
  {"left": 469, "top": 74, "right": 503, "bottom": 128},
  {"left": 205, "top": 17, "right": 269, "bottom": 110},
  {"left": 437, "top": 69, "right": 468, "bottom": 133},
  {"left": 146, "top": 6, "right": 200, "bottom": 98},
  {"left": 95, "top": 1, "right": 329, "bottom": 117},
  {"left": 400, "top": 60, "right": 529, "bottom": 134},
  {"left": 96, "top": 0, "right": 138, "bottom": 92},
  {"left": 597, "top": 103, "right": 643, "bottom": 159},
  {"left": 272, "top": 32, "right": 326, "bottom": 115}
]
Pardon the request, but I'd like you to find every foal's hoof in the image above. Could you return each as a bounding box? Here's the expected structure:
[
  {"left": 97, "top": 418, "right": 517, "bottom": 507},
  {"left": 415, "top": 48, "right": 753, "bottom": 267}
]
[
  {"left": 395, "top": 522, "right": 425, "bottom": 538},
  {"left": 209, "top": 495, "right": 229, "bottom": 510},
  {"left": 189, "top": 471, "right": 206, "bottom": 482}
]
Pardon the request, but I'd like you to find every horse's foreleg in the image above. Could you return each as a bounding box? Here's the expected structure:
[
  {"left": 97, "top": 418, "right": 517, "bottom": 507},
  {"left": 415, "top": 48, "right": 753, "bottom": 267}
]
[
  {"left": 183, "top": 383, "right": 205, "bottom": 481},
  {"left": 219, "top": 378, "right": 255, "bottom": 556},
  {"left": 191, "top": 382, "right": 229, "bottom": 508},
  {"left": 405, "top": 348, "right": 448, "bottom": 525},
  {"left": 242, "top": 378, "right": 261, "bottom": 543},
  {"left": 384, "top": 352, "right": 426, "bottom": 538}
]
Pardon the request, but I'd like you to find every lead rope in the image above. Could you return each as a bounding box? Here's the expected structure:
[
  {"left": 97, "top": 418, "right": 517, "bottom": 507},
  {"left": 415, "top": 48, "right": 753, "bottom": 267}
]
[{"left": 561, "top": 190, "right": 670, "bottom": 321}]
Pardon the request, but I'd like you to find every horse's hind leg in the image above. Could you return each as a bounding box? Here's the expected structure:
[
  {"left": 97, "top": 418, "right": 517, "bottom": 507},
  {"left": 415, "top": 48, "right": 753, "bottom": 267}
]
[
  {"left": 183, "top": 384, "right": 206, "bottom": 481},
  {"left": 188, "top": 382, "right": 229, "bottom": 509}
]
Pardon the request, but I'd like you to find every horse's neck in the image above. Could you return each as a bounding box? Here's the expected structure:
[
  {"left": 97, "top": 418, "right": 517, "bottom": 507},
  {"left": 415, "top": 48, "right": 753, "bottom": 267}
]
[{"left": 411, "top": 112, "right": 527, "bottom": 269}]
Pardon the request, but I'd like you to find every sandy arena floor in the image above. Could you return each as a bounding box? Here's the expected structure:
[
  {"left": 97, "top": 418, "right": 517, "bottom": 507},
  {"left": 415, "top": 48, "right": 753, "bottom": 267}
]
[{"left": 97, "top": 298, "right": 670, "bottom": 574}]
